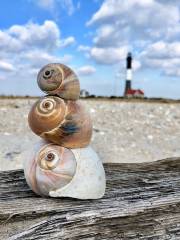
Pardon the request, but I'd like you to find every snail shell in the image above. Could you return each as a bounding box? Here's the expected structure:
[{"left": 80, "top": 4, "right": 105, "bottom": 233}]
[
  {"left": 37, "top": 63, "right": 80, "bottom": 100},
  {"left": 23, "top": 142, "right": 106, "bottom": 199},
  {"left": 28, "top": 96, "right": 92, "bottom": 148}
]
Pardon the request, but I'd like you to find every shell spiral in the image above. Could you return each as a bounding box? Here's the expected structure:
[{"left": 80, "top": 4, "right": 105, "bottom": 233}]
[{"left": 37, "top": 63, "right": 80, "bottom": 100}]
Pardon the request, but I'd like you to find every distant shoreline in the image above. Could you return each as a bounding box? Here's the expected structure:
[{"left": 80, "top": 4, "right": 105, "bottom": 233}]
[{"left": 0, "top": 95, "right": 180, "bottom": 103}]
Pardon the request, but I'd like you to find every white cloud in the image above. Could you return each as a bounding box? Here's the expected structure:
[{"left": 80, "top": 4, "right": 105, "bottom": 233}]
[
  {"left": 33, "top": 0, "right": 78, "bottom": 16},
  {"left": 24, "top": 50, "right": 72, "bottom": 67},
  {"left": 141, "top": 41, "right": 180, "bottom": 77},
  {"left": 77, "top": 66, "right": 96, "bottom": 76},
  {"left": 86, "top": 0, "right": 180, "bottom": 79},
  {"left": 87, "top": 0, "right": 179, "bottom": 33},
  {"left": 90, "top": 46, "right": 128, "bottom": 65},
  {"left": 36, "top": 0, "right": 55, "bottom": 10},
  {"left": 12, "top": 20, "right": 59, "bottom": 48},
  {"left": 0, "top": 20, "right": 74, "bottom": 55},
  {"left": 0, "top": 61, "right": 15, "bottom": 72},
  {"left": 88, "top": 0, "right": 180, "bottom": 45},
  {"left": 142, "top": 41, "right": 180, "bottom": 58},
  {"left": 60, "top": 36, "right": 75, "bottom": 48},
  {"left": 77, "top": 45, "right": 90, "bottom": 52},
  {"left": 0, "top": 20, "right": 64, "bottom": 55},
  {"left": 0, "top": 20, "right": 74, "bottom": 90},
  {"left": 144, "top": 57, "right": 180, "bottom": 77}
]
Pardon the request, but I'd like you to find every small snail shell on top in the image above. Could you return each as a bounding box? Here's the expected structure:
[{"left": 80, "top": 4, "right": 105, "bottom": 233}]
[
  {"left": 28, "top": 96, "right": 92, "bottom": 148},
  {"left": 37, "top": 63, "right": 80, "bottom": 100},
  {"left": 23, "top": 141, "right": 106, "bottom": 199}
]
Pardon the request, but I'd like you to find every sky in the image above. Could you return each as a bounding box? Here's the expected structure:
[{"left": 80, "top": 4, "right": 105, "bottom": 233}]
[{"left": 0, "top": 0, "right": 180, "bottom": 98}]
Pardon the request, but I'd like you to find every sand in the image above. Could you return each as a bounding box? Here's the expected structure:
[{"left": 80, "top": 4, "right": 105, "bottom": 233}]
[{"left": 0, "top": 98, "right": 180, "bottom": 170}]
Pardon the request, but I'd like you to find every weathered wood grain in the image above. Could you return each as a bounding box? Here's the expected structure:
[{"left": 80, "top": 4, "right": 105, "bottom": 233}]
[{"left": 1, "top": 158, "right": 180, "bottom": 239}]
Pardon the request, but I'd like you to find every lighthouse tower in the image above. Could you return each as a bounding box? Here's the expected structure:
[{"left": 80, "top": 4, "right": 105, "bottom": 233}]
[
  {"left": 124, "top": 52, "right": 144, "bottom": 98},
  {"left": 124, "top": 52, "right": 132, "bottom": 95}
]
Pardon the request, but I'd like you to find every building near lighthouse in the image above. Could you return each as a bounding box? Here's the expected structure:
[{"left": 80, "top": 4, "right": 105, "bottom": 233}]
[
  {"left": 80, "top": 89, "right": 89, "bottom": 98},
  {"left": 124, "top": 52, "right": 144, "bottom": 98}
]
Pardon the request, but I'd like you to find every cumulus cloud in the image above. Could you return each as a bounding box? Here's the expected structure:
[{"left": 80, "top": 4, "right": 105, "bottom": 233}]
[
  {"left": 86, "top": 0, "right": 180, "bottom": 78},
  {"left": 90, "top": 46, "right": 128, "bottom": 64},
  {"left": 77, "top": 65, "right": 96, "bottom": 76},
  {"left": 142, "top": 41, "right": 180, "bottom": 58},
  {"left": 87, "top": 0, "right": 179, "bottom": 38},
  {"left": 0, "top": 20, "right": 74, "bottom": 54},
  {"left": 0, "top": 20, "right": 74, "bottom": 92},
  {"left": 6, "top": 21, "right": 60, "bottom": 51},
  {"left": 0, "top": 20, "right": 75, "bottom": 56},
  {"left": 0, "top": 61, "right": 15, "bottom": 72},
  {"left": 141, "top": 41, "right": 180, "bottom": 77}
]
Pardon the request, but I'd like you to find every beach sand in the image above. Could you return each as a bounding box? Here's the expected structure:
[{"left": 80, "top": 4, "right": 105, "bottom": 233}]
[{"left": 0, "top": 98, "right": 180, "bottom": 170}]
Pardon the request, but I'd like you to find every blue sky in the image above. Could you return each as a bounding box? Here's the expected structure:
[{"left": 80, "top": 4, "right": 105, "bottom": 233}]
[{"left": 0, "top": 0, "right": 180, "bottom": 98}]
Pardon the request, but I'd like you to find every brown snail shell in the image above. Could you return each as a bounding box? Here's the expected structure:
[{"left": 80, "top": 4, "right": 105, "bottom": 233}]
[
  {"left": 37, "top": 63, "right": 80, "bottom": 100},
  {"left": 28, "top": 96, "right": 92, "bottom": 148}
]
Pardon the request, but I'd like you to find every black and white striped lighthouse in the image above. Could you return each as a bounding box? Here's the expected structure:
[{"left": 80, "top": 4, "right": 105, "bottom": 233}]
[{"left": 124, "top": 52, "right": 132, "bottom": 95}]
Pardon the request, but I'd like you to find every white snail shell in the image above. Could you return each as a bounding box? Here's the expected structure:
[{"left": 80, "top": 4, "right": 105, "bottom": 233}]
[
  {"left": 23, "top": 141, "right": 106, "bottom": 199},
  {"left": 28, "top": 96, "right": 92, "bottom": 148},
  {"left": 37, "top": 63, "right": 80, "bottom": 100}
]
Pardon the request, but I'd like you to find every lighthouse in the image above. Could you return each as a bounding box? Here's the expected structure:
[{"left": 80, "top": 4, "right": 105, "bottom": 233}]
[
  {"left": 124, "top": 52, "right": 132, "bottom": 95},
  {"left": 124, "top": 52, "right": 144, "bottom": 98}
]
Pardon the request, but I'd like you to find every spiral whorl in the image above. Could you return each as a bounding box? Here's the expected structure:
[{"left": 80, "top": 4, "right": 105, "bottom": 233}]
[{"left": 28, "top": 96, "right": 66, "bottom": 136}]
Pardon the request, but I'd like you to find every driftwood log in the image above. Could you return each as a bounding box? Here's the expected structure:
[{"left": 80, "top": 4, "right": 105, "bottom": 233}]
[{"left": 1, "top": 158, "right": 180, "bottom": 239}]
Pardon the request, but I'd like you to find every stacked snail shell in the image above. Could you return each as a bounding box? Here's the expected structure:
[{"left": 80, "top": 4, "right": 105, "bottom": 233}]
[{"left": 24, "top": 63, "right": 106, "bottom": 199}]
